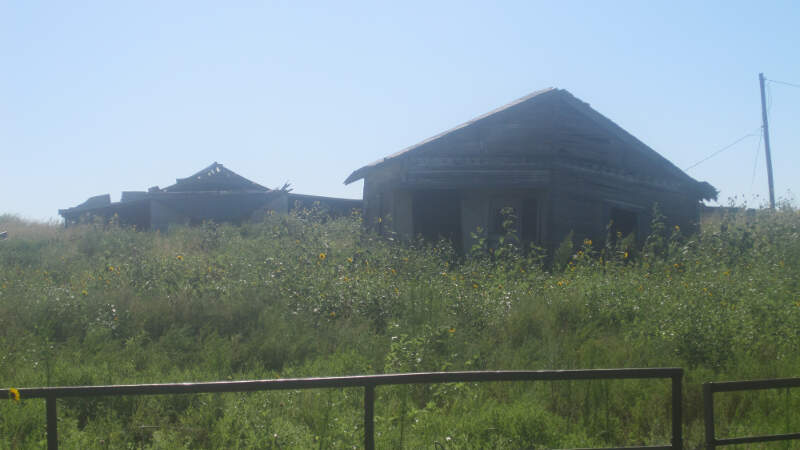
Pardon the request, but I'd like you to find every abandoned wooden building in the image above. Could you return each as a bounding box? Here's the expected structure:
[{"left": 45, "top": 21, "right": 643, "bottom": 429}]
[
  {"left": 59, "top": 162, "right": 361, "bottom": 230},
  {"left": 344, "top": 88, "right": 717, "bottom": 252}
]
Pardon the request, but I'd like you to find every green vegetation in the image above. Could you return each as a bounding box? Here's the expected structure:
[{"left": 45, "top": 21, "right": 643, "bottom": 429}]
[{"left": 1, "top": 207, "right": 799, "bottom": 449}]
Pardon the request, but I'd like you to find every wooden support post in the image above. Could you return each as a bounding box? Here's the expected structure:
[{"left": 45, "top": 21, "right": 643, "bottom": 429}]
[
  {"left": 703, "top": 383, "right": 715, "bottom": 450},
  {"left": 673, "top": 374, "right": 683, "bottom": 449},
  {"left": 46, "top": 396, "right": 58, "bottom": 450},
  {"left": 364, "top": 385, "right": 375, "bottom": 450}
]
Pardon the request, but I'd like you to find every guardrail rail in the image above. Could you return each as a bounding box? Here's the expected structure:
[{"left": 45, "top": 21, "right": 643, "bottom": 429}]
[{"left": 4, "top": 368, "right": 683, "bottom": 450}]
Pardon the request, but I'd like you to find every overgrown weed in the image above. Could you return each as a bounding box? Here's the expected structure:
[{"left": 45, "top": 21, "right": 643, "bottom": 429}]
[{"left": 1, "top": 207, "right": 799, "bottom": 448}]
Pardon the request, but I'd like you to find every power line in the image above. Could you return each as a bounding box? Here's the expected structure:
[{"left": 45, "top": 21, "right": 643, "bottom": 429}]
[
  {"left": 749, "top": 129, "right": 763, "bottom": 193},
  {"left": 684, "top": 128, "right": 760, "bottom": 171},
  {"left": 767, "top": 78, "right": 800, "bottom": 89},
  {"left": 767, "top": 82, "right": 773, "bottom": 116}
]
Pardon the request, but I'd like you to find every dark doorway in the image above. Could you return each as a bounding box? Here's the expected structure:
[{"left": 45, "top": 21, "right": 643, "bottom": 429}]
[
  {"left": 610, "top": 207, "right": 638, "bottom": 239},
  {"left": 522, "top": 198, "right": 539, "bottom": 245},
  {"left": 412, "top": 190, "right": 462, "bottom": 248}
]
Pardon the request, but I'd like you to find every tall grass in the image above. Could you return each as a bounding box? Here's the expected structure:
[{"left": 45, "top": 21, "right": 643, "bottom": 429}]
[{"left": 0, "top": 207, "right": 799, "bottom": 448}]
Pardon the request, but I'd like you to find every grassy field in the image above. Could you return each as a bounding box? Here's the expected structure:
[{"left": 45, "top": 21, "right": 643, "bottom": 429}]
[{"left": 1, "top": 206, "right": 799, "bottom": 449}]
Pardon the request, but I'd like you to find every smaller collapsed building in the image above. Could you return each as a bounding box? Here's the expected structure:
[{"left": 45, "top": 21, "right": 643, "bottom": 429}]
[{"left": 59, "top": 163, "right": 361, "bottom": 230}]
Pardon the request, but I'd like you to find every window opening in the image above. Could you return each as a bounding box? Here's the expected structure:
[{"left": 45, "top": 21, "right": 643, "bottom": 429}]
[
  {"left": 412, "top": 190, "right": 462, "bottom": 250},
  {"left": 522, "top": 198, "right": 539, "bottom": 244}
]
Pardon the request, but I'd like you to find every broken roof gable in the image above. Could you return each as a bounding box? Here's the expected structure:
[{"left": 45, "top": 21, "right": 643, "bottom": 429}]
[{"left": 163, "top": 162, "right": 270, "bottom": 193}]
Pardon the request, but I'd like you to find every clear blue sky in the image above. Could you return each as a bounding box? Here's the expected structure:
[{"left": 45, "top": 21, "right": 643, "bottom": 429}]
[{"left": 2, "top": 1, "right": 799, "bottom": 221}]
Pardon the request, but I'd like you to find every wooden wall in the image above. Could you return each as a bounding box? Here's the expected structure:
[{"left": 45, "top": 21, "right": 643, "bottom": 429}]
[{"left": 357, "top": 90, "right": 704, "bottom": 252}]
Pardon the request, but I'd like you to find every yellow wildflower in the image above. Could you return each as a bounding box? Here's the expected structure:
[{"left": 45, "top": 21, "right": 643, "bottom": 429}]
[
  {"left": 584, "top": 238, "right": 592, "bottom": 246},
  {"left": 329, "top": 311, "right": 336, "bottom": 317},
  {"left": 9, "top": 388, "right": 20, "bottom": 402},
  {"left": 347, "top": 257, "right": 353, "bottom": 263},
  {"left": 390, "top": 268, "right": 396, "bottom": 275},
  {"left": 81, "top": 289, "right": 88, "bottom": 296},
  {"left": 623, "top": 251, "right": 629, "bottom": 259},
  {"left": 472, "top": 283, "right": 479, "bottom": 289},
  {"left": 176, "top": 255, "right": 183, "bottom": 261},
  {"left": 318, "top": 253, "right": 326, "bottom": 261},
  {"left": 674, "top": 225, "right": 680, "bottom": 232},
  {"left": 448, "top": 328, "right": 455, "bottom": 333}
]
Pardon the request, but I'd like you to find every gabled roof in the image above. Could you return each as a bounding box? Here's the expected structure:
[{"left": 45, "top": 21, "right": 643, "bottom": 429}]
[
  {"left": 343, "top": 88, "right": 716, "bottom": 200},
  {"left": 163, "top": 162, "right": 270, "bottom": 193}
]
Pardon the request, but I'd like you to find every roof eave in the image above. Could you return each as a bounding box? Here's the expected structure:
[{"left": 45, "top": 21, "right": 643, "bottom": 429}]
[
  {"left": 696, "top": 181, "right": 718, "bottom": 201},
  {"left": 344, "top": 167, "right": 370, "bottom": 184}
]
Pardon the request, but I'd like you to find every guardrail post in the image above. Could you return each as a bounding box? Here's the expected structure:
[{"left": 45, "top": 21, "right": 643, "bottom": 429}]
[
  {"left": 703, "top": 383, "right": 715, "bottom": 450},
  {"left": 364, "top": 384, "right": 375, "bottom": 450},
  {"left": 46, "top": 395, "right": 58, "bottom": 450},
  {"left": 672, "top": 372, "right": 683, "bottom": 449}
]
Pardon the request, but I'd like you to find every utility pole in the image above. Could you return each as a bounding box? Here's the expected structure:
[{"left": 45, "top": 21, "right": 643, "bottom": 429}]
[{"left": 759, "top": 73, "right": 776, "bottom": 209}]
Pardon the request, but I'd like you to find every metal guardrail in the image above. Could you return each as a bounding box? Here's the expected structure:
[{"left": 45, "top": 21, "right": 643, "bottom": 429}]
[
  {"left": 4, "top": 368, "right": 683, "bottom": 450},
  {"left": 703, "top": 377, "right": 800, "bottom": 449}
]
